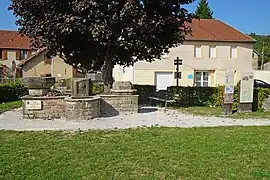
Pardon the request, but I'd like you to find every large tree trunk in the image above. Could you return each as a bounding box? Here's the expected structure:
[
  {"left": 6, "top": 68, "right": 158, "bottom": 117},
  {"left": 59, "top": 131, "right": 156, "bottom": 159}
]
[{"left": 102, "top": 58, "right": 113, "bottom": 93}]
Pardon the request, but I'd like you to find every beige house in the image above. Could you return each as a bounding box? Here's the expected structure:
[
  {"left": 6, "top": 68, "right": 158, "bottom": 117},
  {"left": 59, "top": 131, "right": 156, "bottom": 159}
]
[
  {"left": 113, "top": 19, "right": 257, "bottom": 90},
  {"left": 0, "top": 30, "right": 35, "bottom": 78},
  {"left": 17, "top": 48, "right": 82, "bottom": 83}
]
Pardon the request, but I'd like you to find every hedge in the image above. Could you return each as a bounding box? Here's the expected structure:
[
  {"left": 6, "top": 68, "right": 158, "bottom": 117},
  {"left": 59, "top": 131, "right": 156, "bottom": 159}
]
[
  {"left": 168, "top": 86, "right": 270, "bottom": 110},
  {"left": 0, "top": 82, "right": 28, "bottom": 103},
  {"left": 133, "top": 85, "right": 156, "bottom": 104}
]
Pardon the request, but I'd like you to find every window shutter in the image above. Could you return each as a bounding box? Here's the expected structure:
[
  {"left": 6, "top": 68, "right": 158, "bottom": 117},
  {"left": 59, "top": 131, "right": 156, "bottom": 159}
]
[
  {"left": 2, "top": 50, "right": 7, "bottom": 60},
  {"left": 16, "top": 50, "right": 20, "bottom": 60}
]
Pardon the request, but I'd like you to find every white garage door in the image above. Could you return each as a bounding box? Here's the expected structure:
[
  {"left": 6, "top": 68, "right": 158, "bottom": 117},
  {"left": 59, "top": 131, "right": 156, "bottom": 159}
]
[{"left": 155, "top": 72, "right": 174, "bottom": 91}]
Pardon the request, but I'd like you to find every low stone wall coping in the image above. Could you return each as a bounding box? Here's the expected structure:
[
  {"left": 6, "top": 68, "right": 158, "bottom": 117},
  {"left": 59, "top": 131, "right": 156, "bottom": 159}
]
[
  {"left": 100, "top": 95, "right": 139, "bottom": 97},
  {"left": 65, "top": 96, "right": 100, "bottom": 102},
  {"left": 110, "top": 89, "right": 137, "bottom": 93},
  {"left": 21, "top": 95, "right": 66, "bottom": 100}
]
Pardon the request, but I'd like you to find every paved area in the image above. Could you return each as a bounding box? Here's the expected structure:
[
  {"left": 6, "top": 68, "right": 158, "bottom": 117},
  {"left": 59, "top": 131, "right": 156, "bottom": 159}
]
[{"left": 0, "top": 107, "right": 270, "bottom": 131}]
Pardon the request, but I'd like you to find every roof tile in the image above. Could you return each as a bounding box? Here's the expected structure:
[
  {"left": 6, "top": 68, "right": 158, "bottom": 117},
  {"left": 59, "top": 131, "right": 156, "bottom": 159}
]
[
  {"left": 186, "top": 19, "right": 255, "bottom": 42},
  {"left": 0, "top": 30, "right": 31, "bottom": 49}
]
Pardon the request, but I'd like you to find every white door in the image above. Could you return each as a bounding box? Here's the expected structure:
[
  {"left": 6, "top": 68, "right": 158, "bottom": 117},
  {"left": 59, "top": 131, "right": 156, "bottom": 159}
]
[
  {"left": 7, "top": 51, "right": 16, "bottom": 61},
  {"left": 155, "top": 72, "right": 174, "bottom": 91}
]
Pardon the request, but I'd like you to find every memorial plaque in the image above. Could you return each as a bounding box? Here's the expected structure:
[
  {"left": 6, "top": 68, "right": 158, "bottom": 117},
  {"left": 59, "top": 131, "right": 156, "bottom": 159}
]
[
  {"left": 240, "top": 72, "right": 254, "bottom": 103},
  {"left": 25, "top": 100, "right": 42, "bottom": 110}
]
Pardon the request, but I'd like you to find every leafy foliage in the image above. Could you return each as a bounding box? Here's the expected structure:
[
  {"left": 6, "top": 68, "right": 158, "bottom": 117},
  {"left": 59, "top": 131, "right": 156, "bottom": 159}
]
[
  {"left": 133, "top": 84, "right": 156, "bottom": 104},
  {"left": 194, "top": 0, "right": 214, "bottom": 19},
  {"left": 249, "top": 33, "right": 270, "bottom": 68},
  {"left": 92, "top": 84, "right": 104, "bottom": 95},
  {"left": 9, "top": 0, "right": 194, "bottom": 87},
  {"left": 168, "top": 86, "right": 270, "bottom": 110},
  {"left": 0, "top": 82, "right": 28, "bottom": 103}
]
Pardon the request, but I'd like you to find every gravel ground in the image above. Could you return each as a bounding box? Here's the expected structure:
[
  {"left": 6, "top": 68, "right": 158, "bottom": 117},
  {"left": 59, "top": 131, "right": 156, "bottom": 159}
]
[{"left": 0, "top": 107, "right": 270, "bottom": 131}]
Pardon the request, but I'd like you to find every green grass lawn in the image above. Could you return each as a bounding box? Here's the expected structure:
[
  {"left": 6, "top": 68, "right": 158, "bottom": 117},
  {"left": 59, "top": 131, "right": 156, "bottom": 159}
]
[
  {"left": 177, "top": 106, "right": 270, "bottom": 119},
  {"left": 1, "top": 127, "right": 270, "bottom": 179},
  {"left": 0, "top": 101, "right": 22, "bottom": 114}
]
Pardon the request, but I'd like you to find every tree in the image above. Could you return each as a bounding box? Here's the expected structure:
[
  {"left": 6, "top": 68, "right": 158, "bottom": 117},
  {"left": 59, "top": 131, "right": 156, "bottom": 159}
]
[
  {"left": 9, "top": 0, "right": 194, "bottom": 90},
  {"left": 249, "top": 33, "right": 270, "bottom": 69},
  {"left": 194, "top": 0, "right": 213, "bottom": 19}
]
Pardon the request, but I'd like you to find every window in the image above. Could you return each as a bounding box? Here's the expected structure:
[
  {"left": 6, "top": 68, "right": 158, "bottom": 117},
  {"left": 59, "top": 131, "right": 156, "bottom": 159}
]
[
  {"left": 209, "top": 46, "right": 216, "bottom": 58},
  {"left": 194, "top": 45, "right": 201, "bottom": 58},
  {"left": 230, "top": 46, "right": 237, "bottom": 58},
  {"left": 20, "top": 50, "right": 27, "bottom": 59},
  {"left": 195, "top": 71, "right": 210, "bottom": 87}
]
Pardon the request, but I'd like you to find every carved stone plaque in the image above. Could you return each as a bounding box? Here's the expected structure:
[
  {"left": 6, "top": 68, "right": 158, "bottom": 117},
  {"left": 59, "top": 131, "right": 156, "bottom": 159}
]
[
  {"left": 240, "top": 72, "right": 254, "bottom": 103},
  {"left": 25, "top": 100, "right": 42, "bottom": 110}
]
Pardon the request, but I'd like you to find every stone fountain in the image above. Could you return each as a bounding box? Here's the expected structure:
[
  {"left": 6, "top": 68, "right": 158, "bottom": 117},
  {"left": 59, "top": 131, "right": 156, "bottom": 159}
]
[{"left": 21, "top": 77, "right": 138, "bottom": 120}]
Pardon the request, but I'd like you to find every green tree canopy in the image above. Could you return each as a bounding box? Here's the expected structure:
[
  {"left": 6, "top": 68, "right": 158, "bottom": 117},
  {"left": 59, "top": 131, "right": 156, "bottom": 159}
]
[
  {"left": 249, "top": 33, "right": 270, "bottom": 68},
  {"left": 9, "top": 0, "right": 194, "bottom": 89},
  {"left": 194, "top": 0, "right": 214, "bottom": 19}
]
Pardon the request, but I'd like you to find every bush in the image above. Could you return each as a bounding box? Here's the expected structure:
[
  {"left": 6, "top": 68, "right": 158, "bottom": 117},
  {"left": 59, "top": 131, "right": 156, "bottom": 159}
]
[
  {"left": 168, "top": 86, "right": 222, "bottom": 107},
  {"left": 253, "top": 88, "right": 270, "bottom": 111},
  {"left": 133, "top": 85, "right": 156, "bottom": 105},
  {"left": 168, "top": 85, "right": 270, "bottom": 111},
  {"left": 92, "top": 84, "right": 104, "bottom": 95},
  {"left": 0, "top": 82, "right": 28, "bottom": 103}
]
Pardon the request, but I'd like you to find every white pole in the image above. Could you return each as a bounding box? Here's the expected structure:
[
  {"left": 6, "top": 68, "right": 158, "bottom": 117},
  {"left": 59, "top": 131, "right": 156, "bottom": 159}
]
[{"left": 51, "top": 56, "right": 54, "bottom": 77}]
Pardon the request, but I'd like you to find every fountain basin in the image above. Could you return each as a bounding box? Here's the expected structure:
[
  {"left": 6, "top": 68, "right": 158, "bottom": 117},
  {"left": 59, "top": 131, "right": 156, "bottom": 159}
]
[{"left": 23, "top": 77, "right": 55, "bottom": 96}]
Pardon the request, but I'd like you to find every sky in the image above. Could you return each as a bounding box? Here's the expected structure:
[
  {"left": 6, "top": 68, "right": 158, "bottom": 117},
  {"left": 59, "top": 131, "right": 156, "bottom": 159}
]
[{"left": 0, "top": 0, "right": 269, "bottom": 35}]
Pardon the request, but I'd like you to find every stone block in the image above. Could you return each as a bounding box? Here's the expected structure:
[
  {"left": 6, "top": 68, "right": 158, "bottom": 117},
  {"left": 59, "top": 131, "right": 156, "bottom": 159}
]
[
  {"left": 263, "top": 97, "right": 270, "bottom": 111},
  {"left": 112, "top": 81, "right": 133, "bottom": 90},
  {"left": 71, "top": 78, "right": 93, "bottom": 97}
]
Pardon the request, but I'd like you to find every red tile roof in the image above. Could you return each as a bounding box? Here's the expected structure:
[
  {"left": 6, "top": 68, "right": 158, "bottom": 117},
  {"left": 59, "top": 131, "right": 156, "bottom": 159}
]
[
  {"left": 0, "top": 30, "right": 31, "bottom": 49},
  {"left": 0, "top": 19, "right": 254, "bottom": 51},
  {"left": 186, "top": 19, "right": 256, "bottom": 42}
]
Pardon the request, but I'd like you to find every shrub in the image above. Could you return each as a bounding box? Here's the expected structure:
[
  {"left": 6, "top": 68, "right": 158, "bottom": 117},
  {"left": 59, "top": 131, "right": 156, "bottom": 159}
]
[
  {"left": 133, "top": 85, "right": 156, "bottom": 104},
  {"left": 253, "top": 88, "right": 270, "bottom": 111},
  {"left": 168, "top": 86, "right": 221, "bottom": 107},
  {"left": 0, "top": 82, "right": 28, "bottom": 103},
  {"left": 92, "top": 84, "right": 104, "bottom": 95},
  {"left": 168, "top": 85, "right": 270, "bottom": 111}
]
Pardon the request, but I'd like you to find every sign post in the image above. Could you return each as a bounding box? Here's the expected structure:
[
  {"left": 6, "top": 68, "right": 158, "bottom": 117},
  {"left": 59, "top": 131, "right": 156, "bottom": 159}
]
[
  {"left": 238, "top": 71, "right": 254, "bottom": 112},
  {"left": 222, "top": 69, "right": 235, "bottom": 115},
  {"left": 174, "top": 57, "right": 182, "bottom": 87}
]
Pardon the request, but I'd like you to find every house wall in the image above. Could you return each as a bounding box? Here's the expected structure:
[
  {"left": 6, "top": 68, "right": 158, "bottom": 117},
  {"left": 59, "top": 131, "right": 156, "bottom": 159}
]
[
  {"left": 130, "top": 41, "right": 254, "bottom": 87},
  {"left": 22, "top": 51, "right": 51, "bottom": 77},
  {"left": 53, "top": 56, "right": 73, "bottom": 81}
]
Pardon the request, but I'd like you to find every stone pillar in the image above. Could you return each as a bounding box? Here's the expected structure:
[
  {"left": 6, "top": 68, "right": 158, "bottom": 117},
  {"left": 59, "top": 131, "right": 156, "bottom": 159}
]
[
  {"left": 238, "top": 71, "right": 254, "bottom": 113},
  {"left": 222, "top": 69, "right": 235, "bottom": 115},
  {"left": 71, "top": 78, "right": 93, "bottom": 97}
]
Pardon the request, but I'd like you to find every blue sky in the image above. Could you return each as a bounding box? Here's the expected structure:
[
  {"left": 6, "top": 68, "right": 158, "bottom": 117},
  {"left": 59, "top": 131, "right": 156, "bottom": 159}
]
[{"left": 0, "top": 0, "right": 269, "bottom": 35}]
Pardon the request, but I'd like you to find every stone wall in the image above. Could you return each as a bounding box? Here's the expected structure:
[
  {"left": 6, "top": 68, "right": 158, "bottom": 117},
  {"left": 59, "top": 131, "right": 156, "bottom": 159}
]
[
  {"left": 65, "top": 97, "right": 100, "bottom": 120},
  {"left": 100, "top": 95, "right": 139, "bottom": 117},
  {"left": 22, "top": 94, "right": 139, "bottom": 120},
  {"left": 22, "top": 96, "right": 65, "bottom": 119}
]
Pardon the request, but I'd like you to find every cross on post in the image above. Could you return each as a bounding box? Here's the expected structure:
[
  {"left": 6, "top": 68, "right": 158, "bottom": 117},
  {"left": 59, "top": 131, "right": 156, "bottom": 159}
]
[{"left": 174, "top": 57, "right": 183, "bottom": 86}]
